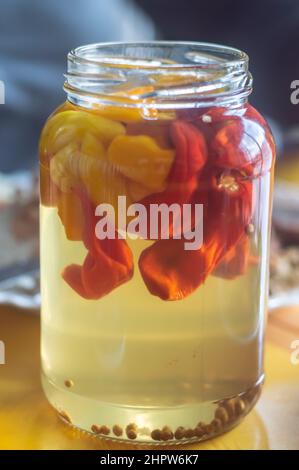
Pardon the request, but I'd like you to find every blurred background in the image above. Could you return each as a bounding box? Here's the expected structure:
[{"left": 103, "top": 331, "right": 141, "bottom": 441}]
[{"left": 0, "top": 0, "right": 299, "bottom": 308}]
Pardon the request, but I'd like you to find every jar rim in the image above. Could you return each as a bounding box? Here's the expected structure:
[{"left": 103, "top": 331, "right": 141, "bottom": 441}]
[
  {"left": 68, "top": 41, "right": 249, "bottom": 70},
  {"left": 65, "top": 41, "right": 252, "bottom": 109}
]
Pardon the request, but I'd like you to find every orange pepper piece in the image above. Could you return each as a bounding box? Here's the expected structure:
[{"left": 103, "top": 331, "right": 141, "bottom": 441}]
[
  {"left": 139, "top": 238, "right": 207, "bottom": 300},
  {"left": 169, "top": 120, "right": 208, "bottom": 182},
  {"left": 211, "top": 117, "right": 274, "bottom": 177},
  {"left": 92, "top": 104, "right": 145, "bottom": 123},
  {"left": 63, "top": 238, "right": 134, "bottom": 300},
  {"left": 245, "top": 104, "right": 276, "bottom": 171},
  {"left": 39, "top": 110, "right": 125, "bottom": 166},
  {"left": 127, "top": 121, "right": 172, "bottom": 149},
  {"left": 139, "top": 171, "right": 253, "bottom": 300},
  {"left": 91, "top": 85, "right": 155, "bottom": 122},
  {"left": 57, "top": 190, "right": 85, "bottom": 241},
  {"left": 40, "top": 161, "right": 85, "bottom": 241},
  {"left": 62, "top": 190, "right": 134, "bottom": 299},
  {"left": 136, "top": 120, "right": 207, "bottom": 240},
  {"left": 108, "top": 134, "right": 175, "bottom": 192}
]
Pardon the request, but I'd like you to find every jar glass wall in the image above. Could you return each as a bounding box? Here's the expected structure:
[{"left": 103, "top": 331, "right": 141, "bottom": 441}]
[{"left": 39, "top": 42, "right": 275, "bottom": 444}]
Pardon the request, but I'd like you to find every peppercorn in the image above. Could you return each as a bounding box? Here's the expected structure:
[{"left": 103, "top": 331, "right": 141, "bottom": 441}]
[
  {"left": 174, "top": 427, "right": 185, "bottom": 440},
  {"left": 151, "top": 429, "right": 162, "bottom": 441},
  {"left": 113, "top": 425, "right": 123, "bottom": 437},
  {"left": 161, "top": 426, "right": 174, "bottom": 441},
  {"left": 215, "top": 406, "right": 230, "bottom": 424}
]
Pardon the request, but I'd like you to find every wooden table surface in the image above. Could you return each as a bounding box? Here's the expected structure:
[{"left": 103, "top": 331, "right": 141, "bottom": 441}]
[{"left": 0, "top": 305, "right": 299, "bottom": 450}]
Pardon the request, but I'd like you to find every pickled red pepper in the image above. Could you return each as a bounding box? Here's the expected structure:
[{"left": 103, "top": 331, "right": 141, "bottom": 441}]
[
  {"left": 139, "top": 171, "right": 253, "bottom": 301},
  {"left": 39, "top": 103, "right": 275, "bottom": 301},
  {"left": 62, "top": 189, "right": 134, "bottom": 300}
]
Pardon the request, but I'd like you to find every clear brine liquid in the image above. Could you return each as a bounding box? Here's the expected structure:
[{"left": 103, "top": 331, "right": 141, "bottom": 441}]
[{"left": 40, "top": 189, "right": 268, "bottom": 443}]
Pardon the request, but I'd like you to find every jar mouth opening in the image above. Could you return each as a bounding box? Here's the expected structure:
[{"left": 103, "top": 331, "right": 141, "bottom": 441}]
[
  {"left": 69, "top": 41, "right": 249, "bottom": 71},
  {"left": 65, "top": 41, "right": 252, "bottom": 109}
]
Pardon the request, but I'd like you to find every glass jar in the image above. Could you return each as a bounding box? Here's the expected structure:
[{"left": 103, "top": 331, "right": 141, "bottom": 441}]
[{"left": 39, "top": 42, "right": 275, "bottom": 444}]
